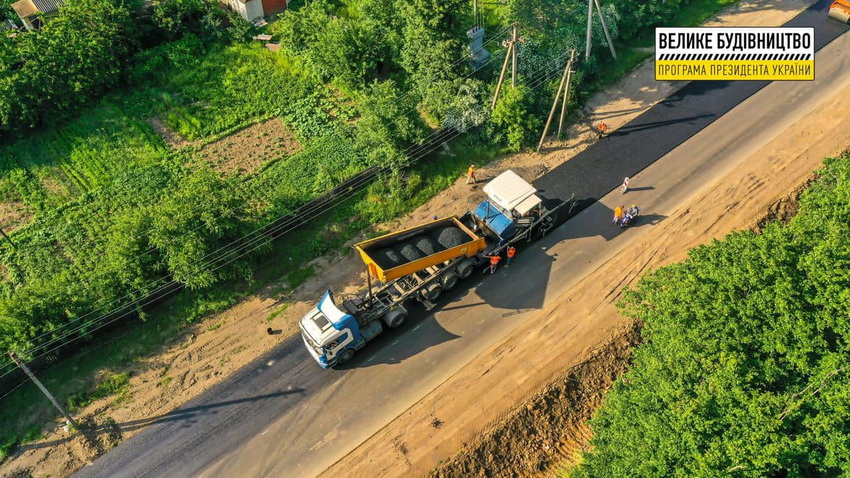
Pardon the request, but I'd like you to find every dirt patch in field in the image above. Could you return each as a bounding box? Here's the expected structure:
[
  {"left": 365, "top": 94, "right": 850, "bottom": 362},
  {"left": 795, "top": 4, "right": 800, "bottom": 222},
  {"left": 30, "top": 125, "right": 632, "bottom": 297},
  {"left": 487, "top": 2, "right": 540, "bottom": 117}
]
[
  {"left": 146, "top": 117, "right": 188, "bottom": 149},
  {"left": 0, "top": 201, "right": 32, "bottom": 234},
  {"left": 197, "top": 118, "right": 301, "bottom": 175},
  {"left": 429, "top": 325, "right": 640, "bottom": 478}
]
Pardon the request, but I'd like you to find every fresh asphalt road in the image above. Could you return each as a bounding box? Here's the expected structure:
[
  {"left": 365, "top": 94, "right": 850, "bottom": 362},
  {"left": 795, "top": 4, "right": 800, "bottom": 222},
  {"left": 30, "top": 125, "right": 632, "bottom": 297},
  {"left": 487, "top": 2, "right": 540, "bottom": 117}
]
[{"left": 75, "top": 4, "right": 849, "bottom": 477}]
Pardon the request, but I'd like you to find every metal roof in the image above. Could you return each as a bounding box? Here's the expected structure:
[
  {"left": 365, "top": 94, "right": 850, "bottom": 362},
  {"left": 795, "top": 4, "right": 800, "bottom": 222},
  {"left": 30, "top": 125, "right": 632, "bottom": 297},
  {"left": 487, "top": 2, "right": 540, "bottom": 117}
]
[{"left": 483, "top": 170, "right": 539, "bottom": 213}]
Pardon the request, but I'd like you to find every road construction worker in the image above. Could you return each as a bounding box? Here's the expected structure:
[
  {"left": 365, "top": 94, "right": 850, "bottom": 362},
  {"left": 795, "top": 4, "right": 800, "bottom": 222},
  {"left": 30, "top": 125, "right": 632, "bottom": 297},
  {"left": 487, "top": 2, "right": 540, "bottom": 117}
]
[
  {"left": 506, "top": 246, "right": 516, "bottom": 267},
  {"left": 466, "top": 164, "right": 477, "bottom": 185},
  {"left": 596, "top": 122, "right": 608, "bottom": 138},
  {"left": 613, "top": 206, "right": 624, "bottom": 224},
  {"left": 487, "top": 253, "right": 501, "bottom": 274},
  {"left": 623, "top": 205, "right": 639, "bottom": 226}
]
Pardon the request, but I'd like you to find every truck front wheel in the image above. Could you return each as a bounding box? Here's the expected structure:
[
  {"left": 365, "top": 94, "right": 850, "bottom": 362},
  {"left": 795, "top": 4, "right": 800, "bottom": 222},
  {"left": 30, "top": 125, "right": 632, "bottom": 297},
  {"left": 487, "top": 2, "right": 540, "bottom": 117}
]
[{"left": 336, "top": 348, "right": 355, "bottom": 365}]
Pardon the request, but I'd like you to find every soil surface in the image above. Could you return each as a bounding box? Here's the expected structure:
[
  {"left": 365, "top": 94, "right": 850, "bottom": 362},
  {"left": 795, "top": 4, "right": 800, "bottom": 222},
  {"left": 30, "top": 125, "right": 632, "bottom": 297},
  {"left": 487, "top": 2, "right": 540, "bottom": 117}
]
[
  {"left": 0, "top": 0, "right": 826, "bottom": 476},
  {"left": 428, "top": 324, "right": 641, "bottom": 478},
  {"left": 0, "top": 201, "right": 32, "bottom": 235},
  {"left": 195, "top": 117, "right": 301, "bottom": 175}
]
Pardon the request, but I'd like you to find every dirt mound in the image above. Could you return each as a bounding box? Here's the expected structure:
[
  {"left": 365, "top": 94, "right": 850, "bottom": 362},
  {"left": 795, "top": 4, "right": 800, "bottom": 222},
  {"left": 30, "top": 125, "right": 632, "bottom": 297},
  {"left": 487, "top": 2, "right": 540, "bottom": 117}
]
[
  {"left": 429, "top": 325, "right": 640, "bottom": 478},
  {"left": 752, "top": 179, "right": 811, "bottom": 233},
  {"left": 66, "top": 415, "right": 123, "bottom": 466}
]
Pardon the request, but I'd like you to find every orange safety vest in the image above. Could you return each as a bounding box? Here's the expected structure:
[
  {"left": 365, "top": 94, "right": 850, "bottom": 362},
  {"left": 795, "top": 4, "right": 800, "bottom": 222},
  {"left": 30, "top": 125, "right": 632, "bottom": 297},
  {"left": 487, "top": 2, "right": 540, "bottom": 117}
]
[
  {"left": 507, "top": 247, "right": 516, "bottom": 258},
  {"left": 489, "top": 255, "right": 501, "bottom": 265}
]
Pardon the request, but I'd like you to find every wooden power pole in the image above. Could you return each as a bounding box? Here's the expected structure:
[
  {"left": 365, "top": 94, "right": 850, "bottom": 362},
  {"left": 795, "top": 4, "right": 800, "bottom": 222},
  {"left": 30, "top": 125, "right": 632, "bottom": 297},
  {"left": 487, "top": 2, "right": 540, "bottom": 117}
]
[
  {"left": 9, "top": 352, "right": 79, "bottom": 431},
  {"left": 511, "top": 23, "right": 518, "bottom": 87},
  {"left": 491, "top": 25, "right": 518, "bottom": 110},
  {"left": 557, "top": 50, "right": 577, "bottom": 137},
  {"left": 537, "top": 53, "right": 574, "bottom": 152},
  {"left": 585, "top": 0, "right": 617, "bottom": 61}
]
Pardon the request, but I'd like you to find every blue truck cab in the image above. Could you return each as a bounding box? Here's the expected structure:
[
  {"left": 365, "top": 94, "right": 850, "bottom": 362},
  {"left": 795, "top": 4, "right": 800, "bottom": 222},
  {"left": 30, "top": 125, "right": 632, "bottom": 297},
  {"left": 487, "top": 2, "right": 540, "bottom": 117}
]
[{"left": 300, "top": 291, "right": 365, "bottom": 368}]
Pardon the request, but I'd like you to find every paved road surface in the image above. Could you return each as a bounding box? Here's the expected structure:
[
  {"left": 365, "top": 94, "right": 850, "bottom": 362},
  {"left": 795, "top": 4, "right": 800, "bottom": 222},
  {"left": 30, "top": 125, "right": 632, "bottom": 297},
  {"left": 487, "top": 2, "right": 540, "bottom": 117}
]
[{"left": 75, "top": 4, "right": 849, "bottom": 477}]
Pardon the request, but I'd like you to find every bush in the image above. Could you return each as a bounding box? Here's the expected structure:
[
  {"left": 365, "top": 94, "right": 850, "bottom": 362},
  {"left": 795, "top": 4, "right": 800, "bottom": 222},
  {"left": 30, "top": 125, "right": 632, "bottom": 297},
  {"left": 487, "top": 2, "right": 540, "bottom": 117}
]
[{"left": 489, "top": 85, "right": 541, "bottom": 152}]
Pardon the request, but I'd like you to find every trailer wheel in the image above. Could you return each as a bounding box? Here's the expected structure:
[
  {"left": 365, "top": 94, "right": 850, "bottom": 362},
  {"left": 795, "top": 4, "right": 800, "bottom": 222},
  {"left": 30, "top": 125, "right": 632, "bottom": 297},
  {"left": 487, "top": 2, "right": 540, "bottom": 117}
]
[
  {"left": 440, "top": 272, "right": 459, "bottom": 290},
  {"left": 457, "top": 260, "right": 475, "bottom": 279},
  {"left": 336, "top": 348, "right": 355, "bottom": 365},
  {"left": 421, "top": 282, "right": 443, "bottom": 302},
  {"left": 383, "top": 306, "right": 409, "bottom": 329}
]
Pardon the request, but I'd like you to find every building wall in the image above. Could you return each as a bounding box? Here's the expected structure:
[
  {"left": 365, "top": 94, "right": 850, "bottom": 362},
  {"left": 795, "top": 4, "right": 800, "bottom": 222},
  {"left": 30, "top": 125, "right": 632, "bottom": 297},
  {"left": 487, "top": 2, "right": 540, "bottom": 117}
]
[
  {"left": 225, "top": 0, "right": 248, "bottom": 20},
  {"left": 260, "top": 0, "right": 286, "bottom": 16},
  {"left": 244, "top": 0, "right": 264, "bottom": 20}
]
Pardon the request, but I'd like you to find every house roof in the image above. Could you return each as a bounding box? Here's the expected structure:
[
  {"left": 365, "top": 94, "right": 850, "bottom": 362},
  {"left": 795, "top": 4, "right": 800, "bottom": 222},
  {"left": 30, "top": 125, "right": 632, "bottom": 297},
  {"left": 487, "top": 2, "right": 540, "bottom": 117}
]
[
  {"left": 11, "top": 0, "right": 62, "bottom": 18},
  {"left": 33, "top": 0, "right": 63, "bottom": 13}
]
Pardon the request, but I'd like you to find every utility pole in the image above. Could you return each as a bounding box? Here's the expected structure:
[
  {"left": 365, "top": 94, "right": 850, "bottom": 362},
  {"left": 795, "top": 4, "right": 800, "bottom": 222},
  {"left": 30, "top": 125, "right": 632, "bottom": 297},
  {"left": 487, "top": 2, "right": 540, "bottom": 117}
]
[
  {"left": 491, "top": 35, "right": 514, "bottom": 110},
  {"left": 558, "top": 50, "right": 577, "bottom": 137},
  {"left": 537, "top": 54, "right": 573, "bottom": 152},
  {"left": 0, "top": 227, "right": 14, "bottom": 249},
  {"left": 9, "top": 352, "right": 79, "bottom": 431},
  {"left": 511, "top": 23, "right": 518, "bottom": 87},
  {"left": 594, "top": 0, "right": 617, "bottom": 59},
  {"left": 585, "top": 0, "right": 617, "bottom": 60}
]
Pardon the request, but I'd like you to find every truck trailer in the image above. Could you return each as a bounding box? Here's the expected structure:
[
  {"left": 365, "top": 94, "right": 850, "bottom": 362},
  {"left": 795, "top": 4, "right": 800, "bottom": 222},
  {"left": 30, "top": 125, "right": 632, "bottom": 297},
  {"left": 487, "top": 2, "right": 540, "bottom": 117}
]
[{"left": 300, "top": 170, "right": 571, "bottom": 368}]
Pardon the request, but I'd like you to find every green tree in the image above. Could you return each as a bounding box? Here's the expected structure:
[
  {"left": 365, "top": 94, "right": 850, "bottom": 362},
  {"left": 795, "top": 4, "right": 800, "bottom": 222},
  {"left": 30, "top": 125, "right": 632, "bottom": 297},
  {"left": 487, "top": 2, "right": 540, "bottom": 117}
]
[
  {"left": 489, "top": 85, "right": 540, "bottom": 152},
  {"left": 355, "top": 81, "right": 424, "bottom": 167}
]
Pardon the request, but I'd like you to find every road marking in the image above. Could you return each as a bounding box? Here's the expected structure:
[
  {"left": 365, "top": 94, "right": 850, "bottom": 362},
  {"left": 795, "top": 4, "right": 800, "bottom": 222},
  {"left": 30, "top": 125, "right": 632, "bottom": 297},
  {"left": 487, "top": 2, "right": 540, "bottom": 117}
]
[
  {"left": 367, "top": 355, "right": 376, "bottom": 362},
  {"left": 476, "top": 281, "right": 484, "bottom": 287},
  {"left": 392, "top": 340, "right": 400, "bottom": 345},
  {"left": 413, "top": 325, "right": 421, "bottom": 331},
  {"left": 261, "top": 429, "right": 271, "bottom": 436}
]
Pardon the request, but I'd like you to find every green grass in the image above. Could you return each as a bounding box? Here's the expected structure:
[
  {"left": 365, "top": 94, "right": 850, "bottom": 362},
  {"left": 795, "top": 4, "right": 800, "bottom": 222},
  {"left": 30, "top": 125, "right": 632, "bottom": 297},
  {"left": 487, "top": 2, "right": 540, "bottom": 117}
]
[{"left": 66, "top": 372, "right": 132, "bottom": 412}]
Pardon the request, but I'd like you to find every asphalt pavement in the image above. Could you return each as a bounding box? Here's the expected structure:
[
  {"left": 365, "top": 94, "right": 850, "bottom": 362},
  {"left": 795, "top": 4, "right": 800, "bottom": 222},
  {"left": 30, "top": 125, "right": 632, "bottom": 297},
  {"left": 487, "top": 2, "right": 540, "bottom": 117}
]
[{"left": 74, "top": 3, "right": 849, "bottom": 477}]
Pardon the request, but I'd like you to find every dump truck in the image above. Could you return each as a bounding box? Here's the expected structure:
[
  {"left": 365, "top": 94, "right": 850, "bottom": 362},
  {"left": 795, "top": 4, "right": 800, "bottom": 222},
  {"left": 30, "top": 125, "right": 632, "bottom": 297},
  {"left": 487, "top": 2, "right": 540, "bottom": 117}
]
[
  {"left": 300, "top": 170, "right": 572, "bottom": 368},
  {"left": 829, "top": 0, "right": 850, "bottom": 23}
]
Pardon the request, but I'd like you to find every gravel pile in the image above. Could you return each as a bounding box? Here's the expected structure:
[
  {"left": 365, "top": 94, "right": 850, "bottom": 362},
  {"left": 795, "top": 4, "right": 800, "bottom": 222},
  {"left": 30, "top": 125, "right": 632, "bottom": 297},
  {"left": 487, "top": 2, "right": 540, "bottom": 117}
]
[
  {"left": 414, "top": 236, "right": 443, "bottom": 256},
  {"left": 399, "top": 243, "right": 425, "bottom": 262},
  {"left": 433, "top": 226, "right": 469, "bottom": 249},
  {"left": 374, "top": 248, "right": 403, "bottom": 267}
]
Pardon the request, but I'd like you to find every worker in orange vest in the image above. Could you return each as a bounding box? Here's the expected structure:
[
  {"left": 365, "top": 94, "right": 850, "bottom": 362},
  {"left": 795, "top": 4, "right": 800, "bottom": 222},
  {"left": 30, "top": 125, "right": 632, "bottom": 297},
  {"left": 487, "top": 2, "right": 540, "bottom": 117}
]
[
  {"left": 596, "top": 122, "right": 608, "bottom": 138},
  {"left": 486, "top": 253, "right": 501, "bottom": 274},
  {"left": 613, "top": 205, "right": 624, "bottom": 225},
  {"left": 506, "top": 246, "right": 516, "bottom": 267}
]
